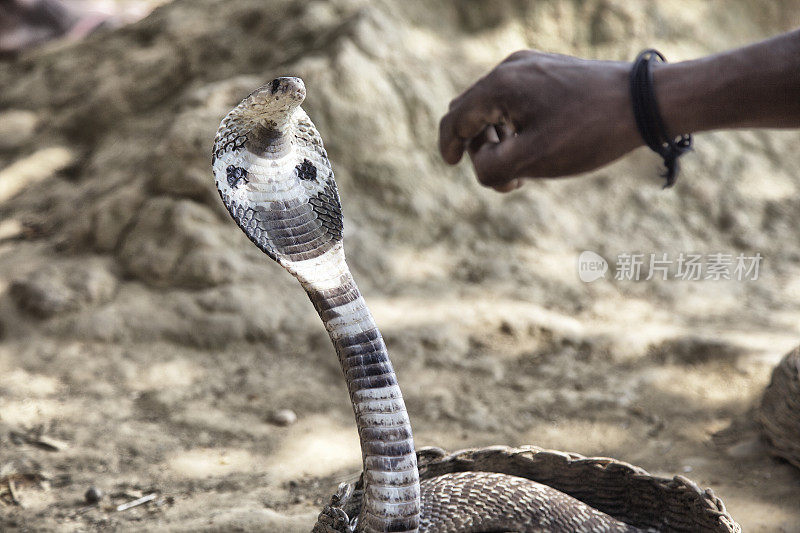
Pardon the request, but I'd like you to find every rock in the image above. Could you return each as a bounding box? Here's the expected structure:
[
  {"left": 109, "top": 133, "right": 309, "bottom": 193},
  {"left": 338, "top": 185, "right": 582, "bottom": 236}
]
[
  {"left": 648, "top": 336, "right": 743, "bottom": 365},
  {"left": 117, "top": 197, "right": 242, "bottom": 288},
  {"left": 151, "top": 77, "right": 264, "bottom": 203},
  {"left": 759, "top": 346, "right": 800, "bottom": 470},
  {"left": 90, "top": 186, "right": 145, "bottom": 252},
  {"left": 10, "top": 258, "right": 118, "bottom": 318},
  {"left": 0, "top": 146, "right": 76, "bottom": 203}
]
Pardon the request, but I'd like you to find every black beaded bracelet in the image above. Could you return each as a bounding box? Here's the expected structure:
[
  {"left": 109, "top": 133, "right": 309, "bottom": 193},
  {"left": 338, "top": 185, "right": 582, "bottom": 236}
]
[{"left": 629, "top": 49, "right": 693, "bottom": 188}]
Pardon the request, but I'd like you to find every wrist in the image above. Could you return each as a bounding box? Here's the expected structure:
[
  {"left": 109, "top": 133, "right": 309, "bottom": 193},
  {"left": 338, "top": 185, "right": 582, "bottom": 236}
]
[
  {"left": 607, "top": 62, "right": 645, "bottom": 152},
  {"left": 651, "top": 59, "right": 719, "bottom": 137}
]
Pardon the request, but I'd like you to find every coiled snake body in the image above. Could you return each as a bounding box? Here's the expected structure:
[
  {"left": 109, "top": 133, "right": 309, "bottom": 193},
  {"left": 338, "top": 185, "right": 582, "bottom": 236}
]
[{"left": 213, "top": 77, "right": 641, "bottom": 532}]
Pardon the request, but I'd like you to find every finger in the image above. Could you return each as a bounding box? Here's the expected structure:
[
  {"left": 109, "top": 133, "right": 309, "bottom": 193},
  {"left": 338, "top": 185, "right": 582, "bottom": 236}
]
[
  {"left": 492, "top": 178, "right": 523, "bottom": 193},
  {"left": 496, "top": 122, "right": 516, "bottom": 142},
  {"left": 466, "top": 123, "right": 503, "bottom": 157},
  {"left": 483, "top": 124, "right": 501, "bottom": 143},
  {"left": 469, "top": 130, "right": 533, "bottom": 187},
  {"left": 467, "top": 124, "right": 492, "bottom": 154},
  {"left": 439, "top": 88, "right": 502, "bottom": 165},
  {"left": 466, "top": 125, "right": 522, "bottom": 192},
  {"left": 470, "top": 122, "right": 515, "bottom": 150}
]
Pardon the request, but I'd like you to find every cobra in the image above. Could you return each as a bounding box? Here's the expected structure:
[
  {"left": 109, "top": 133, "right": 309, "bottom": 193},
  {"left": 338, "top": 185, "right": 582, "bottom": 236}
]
[{"left": 212, "top": 76, "right": 642, "bottom": 532}]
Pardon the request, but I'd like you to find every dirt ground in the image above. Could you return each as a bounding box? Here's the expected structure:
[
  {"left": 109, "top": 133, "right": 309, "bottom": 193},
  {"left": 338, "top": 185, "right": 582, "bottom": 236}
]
[{"left": 0, "top": 0, "right": 799, "bottom": 531}]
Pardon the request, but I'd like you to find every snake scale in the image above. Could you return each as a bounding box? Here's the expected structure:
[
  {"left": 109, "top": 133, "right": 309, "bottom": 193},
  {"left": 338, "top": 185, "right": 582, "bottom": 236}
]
[{"left": 212, "top": 76, "right": 646, "bottom": 532}]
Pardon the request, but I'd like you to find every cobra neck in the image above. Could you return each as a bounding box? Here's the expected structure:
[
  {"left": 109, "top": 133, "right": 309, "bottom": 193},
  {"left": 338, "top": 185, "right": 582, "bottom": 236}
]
[{"left": 304, "top": 271, "right": 421, "bottom": 533}]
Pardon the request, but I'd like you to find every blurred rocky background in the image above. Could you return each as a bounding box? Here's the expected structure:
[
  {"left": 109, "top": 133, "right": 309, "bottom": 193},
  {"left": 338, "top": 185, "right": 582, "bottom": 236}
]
[{"left": 0, "top": 0, "right": 798, "bottom": 531}]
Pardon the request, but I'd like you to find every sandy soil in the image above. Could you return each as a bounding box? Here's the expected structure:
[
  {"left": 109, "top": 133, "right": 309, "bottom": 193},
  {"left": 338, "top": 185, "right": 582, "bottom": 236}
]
[{"left": 0, "top": 0, "right": 799, "bottom": 531}]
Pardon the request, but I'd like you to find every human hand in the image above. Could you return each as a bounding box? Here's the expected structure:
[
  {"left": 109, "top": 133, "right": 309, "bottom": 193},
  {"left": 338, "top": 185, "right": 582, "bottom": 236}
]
[{"left": 439, "top": 50, "right": 643, "bottom": 191}]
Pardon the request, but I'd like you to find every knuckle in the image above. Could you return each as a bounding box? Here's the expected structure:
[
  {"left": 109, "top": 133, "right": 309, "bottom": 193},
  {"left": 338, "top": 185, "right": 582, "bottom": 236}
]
[
  {"left": 488, "top": 64, "right": 515, "bottom": 89},
  {"left": 503, "top": 49, "right": 530, "bottom": 63},
  {"left": 486, "top": 65, "right": 503, "bottom": 84}
]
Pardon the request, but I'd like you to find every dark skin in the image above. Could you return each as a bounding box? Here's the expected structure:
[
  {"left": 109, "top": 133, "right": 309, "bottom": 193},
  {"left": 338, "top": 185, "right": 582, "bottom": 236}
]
[{"left": 439, "top": 29, "right": 800, "bottom": 192}]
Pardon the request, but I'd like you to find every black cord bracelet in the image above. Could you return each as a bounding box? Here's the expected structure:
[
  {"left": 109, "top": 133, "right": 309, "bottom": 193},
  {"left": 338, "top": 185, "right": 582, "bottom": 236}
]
[{"left": 630, "top": 49, "right": 692, "bottom": 188}]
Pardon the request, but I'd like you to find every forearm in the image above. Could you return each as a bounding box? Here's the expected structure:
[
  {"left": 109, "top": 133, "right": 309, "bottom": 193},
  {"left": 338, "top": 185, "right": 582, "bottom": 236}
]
[{"left": 655, "top": 29, "right": 800, "bottom": 136}]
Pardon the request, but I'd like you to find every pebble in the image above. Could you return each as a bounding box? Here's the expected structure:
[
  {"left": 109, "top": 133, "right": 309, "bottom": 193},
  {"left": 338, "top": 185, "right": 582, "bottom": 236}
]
[
  {"left": 270, "top": 409, "right": 297, "bottom": 427},
  {"left": 0, "top": 110, "right": 38, "bottom": 151},
  {"left": 84, "top": 486, "right": 104, "bottom": 504}
]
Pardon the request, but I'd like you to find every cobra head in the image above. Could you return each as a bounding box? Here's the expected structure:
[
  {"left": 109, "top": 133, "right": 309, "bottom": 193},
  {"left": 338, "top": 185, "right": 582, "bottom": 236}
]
[{"left": 212, "top": 77, "right": 344, "bottom": 284}]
